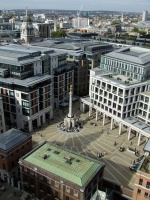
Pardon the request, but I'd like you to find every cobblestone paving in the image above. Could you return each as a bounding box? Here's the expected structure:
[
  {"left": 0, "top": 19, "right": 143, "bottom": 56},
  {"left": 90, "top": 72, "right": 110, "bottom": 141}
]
[{"left": 32, "top": 101, "right": 145, "bottom": 190}]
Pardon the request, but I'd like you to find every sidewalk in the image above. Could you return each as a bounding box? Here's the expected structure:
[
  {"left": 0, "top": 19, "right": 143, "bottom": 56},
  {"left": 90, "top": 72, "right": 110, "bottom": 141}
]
[{"left": 0, "top": 182, "right": 23, "bottom": 200}]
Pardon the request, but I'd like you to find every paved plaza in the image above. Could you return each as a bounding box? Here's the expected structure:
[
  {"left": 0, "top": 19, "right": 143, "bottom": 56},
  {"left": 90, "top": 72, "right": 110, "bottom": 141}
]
[{"left": 32, "top": 101, "right": 146, "bottom": 190}]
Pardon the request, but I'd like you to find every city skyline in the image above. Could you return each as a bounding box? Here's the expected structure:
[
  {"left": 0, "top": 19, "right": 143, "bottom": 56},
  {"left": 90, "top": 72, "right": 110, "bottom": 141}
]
[{"left": 0, "top": 0, "right": 150, "bottom": 12}]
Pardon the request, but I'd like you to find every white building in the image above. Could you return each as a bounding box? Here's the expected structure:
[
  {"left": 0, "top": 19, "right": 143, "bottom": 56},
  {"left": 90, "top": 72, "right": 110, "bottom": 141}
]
[
  {"left": 21, "top": 9, "right": 35, "bottom": 44},
  {"left": 142, "top": 10, "right": 148, "bottom": 22},
  {"left": 81, "top": 46, "right": 150, "bottom": 146},
  {"left": 72, "top": 17, "right": 89, "bottom": 28}
]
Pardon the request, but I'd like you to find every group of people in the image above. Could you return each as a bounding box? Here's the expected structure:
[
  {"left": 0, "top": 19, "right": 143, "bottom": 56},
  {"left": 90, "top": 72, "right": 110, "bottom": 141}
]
[{"left": 97, "top": 152, "right": 106, "bottom": 158}]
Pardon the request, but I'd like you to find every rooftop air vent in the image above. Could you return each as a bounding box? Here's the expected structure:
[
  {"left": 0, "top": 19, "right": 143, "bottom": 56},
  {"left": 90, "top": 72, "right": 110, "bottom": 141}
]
[
  {"left": 64, "top": 155, "right": 71, "bottom": 161},
  {"left": 117, "top": 77, "right": 121, "bottom": 80},
  {"left": 42, "top": 154, "right": 48, "bottom": 160},
  {"left": 66, "top": 160, "right": 72, "bottom": 165},
  {"left": 76, "top": 159, "right": 80, "bottom": 163},
  {"left": 54, "top": 151, "right": 60, "bottom": 155}
]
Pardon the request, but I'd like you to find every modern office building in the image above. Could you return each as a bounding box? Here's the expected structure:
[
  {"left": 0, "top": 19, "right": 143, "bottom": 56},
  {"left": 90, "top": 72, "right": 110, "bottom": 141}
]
[
  {"left": 0, "top": 97, "right": 6, "bottom": 133},
  {"left": 72, "top": 17, "right": 89, "bottom": 28},
  {"left": 33, "top": 40, "right": 113, "bottom": 96},
  {"left": 80, "top": 46, "right": 150, "bottom": 146},
  {"left": 142, "top": 10, "right": 148, "bottom": 22},
  {"left": 19, "top": 141, "right": 105, "bottom": 200},
  {"left": 99, "top": 47, "right": 150, "bottom": 82},
  {"left": 0, "top": 44, "right": 53, "bottom": 132},
  {"left": 0, "top": 128, "right": 32, "bottom": 184}
]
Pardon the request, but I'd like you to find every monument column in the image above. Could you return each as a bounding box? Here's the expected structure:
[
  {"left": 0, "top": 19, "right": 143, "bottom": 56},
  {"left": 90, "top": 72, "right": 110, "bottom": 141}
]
[{"left": 68, "top": 85, "right": 73, "bottom": 118}]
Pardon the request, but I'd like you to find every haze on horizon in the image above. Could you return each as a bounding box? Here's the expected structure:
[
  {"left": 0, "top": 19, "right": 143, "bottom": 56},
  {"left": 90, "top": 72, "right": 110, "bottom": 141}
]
[{"left": 0, "top": 0, "right": 149, "bottom": 12}]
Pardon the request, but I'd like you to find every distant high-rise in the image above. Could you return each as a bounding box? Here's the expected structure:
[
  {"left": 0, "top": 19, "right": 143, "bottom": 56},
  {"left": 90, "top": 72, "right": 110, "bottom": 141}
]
[{"left": 142, "top": 10, "right": 148, "bottom": 21}]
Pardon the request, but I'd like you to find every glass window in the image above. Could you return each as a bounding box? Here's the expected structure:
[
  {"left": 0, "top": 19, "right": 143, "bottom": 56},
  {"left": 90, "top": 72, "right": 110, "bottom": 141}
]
[
  {"left": 139, "top": 179, "right": 143, "bottom": 185},
  {"left": 137, "top": 189, "right": 141, "bottom": 194}
]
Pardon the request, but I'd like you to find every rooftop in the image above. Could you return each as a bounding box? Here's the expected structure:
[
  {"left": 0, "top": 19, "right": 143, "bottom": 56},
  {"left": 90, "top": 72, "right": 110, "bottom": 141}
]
[
  {"left": 105, "top": 46, "right": 150, "bottom": 65},
  {"left": 124, "top": 117, "right": 150, "bottom": 134},
  {"left": 0, "top": 128, "right": 29, "bottom": 151},
  {"left": 0, "top": 74, "right": 52, "bottom": 87},
  {"left": 103, "top": 74, "right": 141, "bottom": 86},
  {"left": 22, "top": 142, "right": 103, "bottom": 187}
]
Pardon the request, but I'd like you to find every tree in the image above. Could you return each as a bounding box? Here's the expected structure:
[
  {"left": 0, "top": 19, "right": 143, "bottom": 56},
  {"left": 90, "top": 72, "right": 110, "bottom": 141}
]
[
  {"left": 132, "top": 27, "right": 139, "bottom": 32},
  {"left": 51, "top": 30, "right": 66, "bottom": 38}
]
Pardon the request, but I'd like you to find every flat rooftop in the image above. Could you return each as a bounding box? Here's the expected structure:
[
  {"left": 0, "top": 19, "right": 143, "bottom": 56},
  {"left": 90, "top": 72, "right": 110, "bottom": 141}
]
[
  {"left": 103, "top": 74, "right": 141, "bottom": 86},
  {"left": 105, "top": 46, "right": 150, "bottom": 65},
  {"left": 124, "top": 117, "right": 150, "bottom": 134},
  {"left": 0, "top": 74, "right": 52, "bottom": 87},
  {"left": 22, "top": 142, "right": 103, "bottom": 187}
]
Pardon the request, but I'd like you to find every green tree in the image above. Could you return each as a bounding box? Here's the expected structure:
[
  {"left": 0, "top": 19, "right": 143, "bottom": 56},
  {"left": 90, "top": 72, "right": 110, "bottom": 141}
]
[
  {"left": 51, "top": 30, "right": 66, "bottom": 38},
  {"left": 132, "top": 27, "right": 139, "bottom": 32}
]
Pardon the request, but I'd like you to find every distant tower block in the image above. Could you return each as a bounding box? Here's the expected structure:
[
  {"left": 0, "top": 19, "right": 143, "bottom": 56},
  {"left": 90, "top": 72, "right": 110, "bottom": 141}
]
[
  {"left": 64, "top": 85, "right": 76, "bottom": 129},
  {"left": 121, "top": 13, "right": 124, "bottom": 23},
  {"left": 142, "top": 10, "right": 148, "bottom": 22}
]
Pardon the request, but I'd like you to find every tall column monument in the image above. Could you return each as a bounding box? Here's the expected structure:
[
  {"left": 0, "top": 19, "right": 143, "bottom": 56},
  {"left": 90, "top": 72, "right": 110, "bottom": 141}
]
[{"left": 64, "top": 85, "right": 76, "bottom": 130}]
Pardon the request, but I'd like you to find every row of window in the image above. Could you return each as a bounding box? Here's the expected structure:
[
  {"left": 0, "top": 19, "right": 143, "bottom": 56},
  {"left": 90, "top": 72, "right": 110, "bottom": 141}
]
[
  {"left": 101, "top": 57, "right": 144, "bottom": 74},
  {"left": 139, "top": 179, "right": 150, "bottom": 188},
  {"left": 137, "top": 189, "right": 150, "bottom": 198}
]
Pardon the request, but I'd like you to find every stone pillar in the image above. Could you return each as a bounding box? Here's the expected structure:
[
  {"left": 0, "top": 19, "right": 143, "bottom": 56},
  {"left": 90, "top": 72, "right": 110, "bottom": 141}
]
[
  {"left": 50, "top": 108, "right": 53, "bottom": 119},
  {"left": 18, "top": 181, "right": 21, "bottom": 190},
  {"left": 96, "top": 110, "right": 98, "bottom": 121},
  {"left": 128, "top": 127, "right": 131, "bottom": 141},
  {"left": 119, "top": 122, "right": 122, "bottom": 135},
  {"left": 103, "top": 114, "right": 106, "bottom": 126},
  {"left": 68, "top": 85, "right": 73, "bottom": 118},
  {"left": 110, "top": 118, "right": 114, "bottom": 130},
  {"left": 138, "top": 133, "right": 141, "bottom": 146},
  {"left": 89, "top": 106, "right": 92, "bottom": 117},
  {"left": 43, "top": 113, "right": 46, "bottom": 123},
  {"left": 11, "top": 178, "right": 14, "bottom": 187},
  {"left": 83, "top": 103, "right": 85, "bottom": 113},
  {"left": 28, "top": 120, "right": 32, "bottom": 132},
  {"left": 7, "top": 177, "right": 10, "bottom": 184},
  {"left": 37, "top": 116, "right": 41, "bottom": 127}
]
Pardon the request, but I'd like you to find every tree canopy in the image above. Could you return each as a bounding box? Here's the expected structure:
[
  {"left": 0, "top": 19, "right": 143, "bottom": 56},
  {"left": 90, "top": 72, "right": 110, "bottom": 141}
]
[{"left": 51, "top": 30, "right": 67, "bottom": 38}]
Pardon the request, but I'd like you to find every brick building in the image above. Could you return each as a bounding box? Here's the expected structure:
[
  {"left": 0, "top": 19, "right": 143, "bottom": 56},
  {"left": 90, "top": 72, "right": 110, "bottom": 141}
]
[
  {"left": 0, "top": 128, "right": 32, "bottom": 184},
  {"left": 132, "top": 139, "right": 150, "bottom": 200},
  {"left": 19, "top": 141, "right": 105, "bottom": 200}
]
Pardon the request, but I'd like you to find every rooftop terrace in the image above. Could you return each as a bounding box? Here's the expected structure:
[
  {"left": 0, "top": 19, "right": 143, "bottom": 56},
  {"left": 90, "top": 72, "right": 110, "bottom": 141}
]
[
  {"left": 22, "top": 142, "right": 102, "bottom": 187},
  {"left": 103, "top": 74, "right": 141, "bottom": 86}
]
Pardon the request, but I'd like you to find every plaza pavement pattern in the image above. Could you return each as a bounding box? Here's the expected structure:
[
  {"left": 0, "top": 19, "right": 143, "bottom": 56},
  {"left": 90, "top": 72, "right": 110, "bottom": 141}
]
[{"left": 32, "top": 102, "right": 146, "bottom": 190}]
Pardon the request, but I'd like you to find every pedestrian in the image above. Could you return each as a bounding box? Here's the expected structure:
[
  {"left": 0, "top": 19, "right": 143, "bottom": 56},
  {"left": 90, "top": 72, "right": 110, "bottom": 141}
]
[{"left": 14, "top": 191, "right": 16, "bottom": 196}]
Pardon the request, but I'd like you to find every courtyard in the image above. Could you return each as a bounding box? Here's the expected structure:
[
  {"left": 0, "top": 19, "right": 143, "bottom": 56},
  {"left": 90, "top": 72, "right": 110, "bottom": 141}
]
[{"left": 32, "top": 101, "right": 146, "bottom": 191}]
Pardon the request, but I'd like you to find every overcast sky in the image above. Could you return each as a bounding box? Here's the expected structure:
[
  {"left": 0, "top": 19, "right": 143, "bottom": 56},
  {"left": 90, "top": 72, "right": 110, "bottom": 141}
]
[{"left": 0, "top": 0, "right": 149, "bottom": 12}]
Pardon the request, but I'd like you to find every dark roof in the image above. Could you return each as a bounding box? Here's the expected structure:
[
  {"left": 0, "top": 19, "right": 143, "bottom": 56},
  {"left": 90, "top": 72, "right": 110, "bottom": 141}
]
[{"left": 0, "top": 128, "right": 29, "bottom": 151}]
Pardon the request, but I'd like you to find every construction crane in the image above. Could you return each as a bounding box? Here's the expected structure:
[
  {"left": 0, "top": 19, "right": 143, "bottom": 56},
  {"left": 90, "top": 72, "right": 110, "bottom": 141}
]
[{"left": 77, "top": 4, "right": 83, "bottom": 28}]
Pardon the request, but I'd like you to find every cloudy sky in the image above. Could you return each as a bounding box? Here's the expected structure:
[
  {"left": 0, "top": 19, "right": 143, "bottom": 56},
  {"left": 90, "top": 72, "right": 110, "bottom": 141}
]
[{"left": 0, "top": 0, "right": 149, "bottom": 12}]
